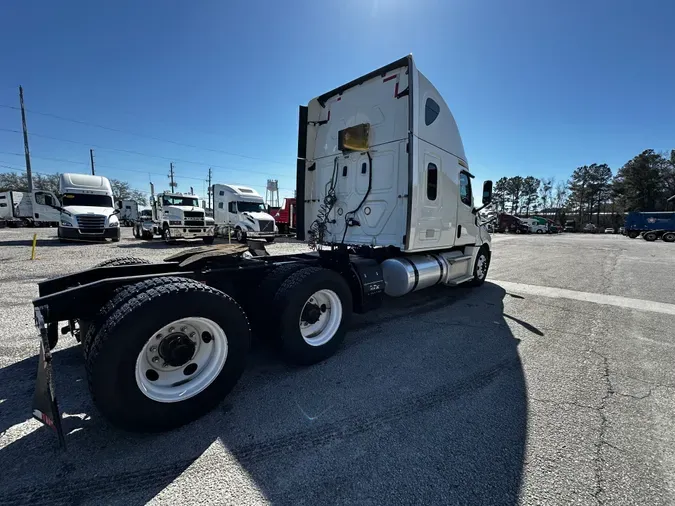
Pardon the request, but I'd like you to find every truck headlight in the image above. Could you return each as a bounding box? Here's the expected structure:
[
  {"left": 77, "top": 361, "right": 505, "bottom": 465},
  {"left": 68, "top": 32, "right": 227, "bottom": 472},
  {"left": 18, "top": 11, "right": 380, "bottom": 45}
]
[
  {"left": 60, "top": 220, "right": 73, "bottom": 227},
  {"left": 108, "top": 218, "right": 119, "bottom": 228}
]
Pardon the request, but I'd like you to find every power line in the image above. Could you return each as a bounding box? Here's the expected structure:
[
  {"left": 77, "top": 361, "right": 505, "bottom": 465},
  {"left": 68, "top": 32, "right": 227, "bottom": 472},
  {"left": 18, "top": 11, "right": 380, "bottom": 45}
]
[
  {"left": 0, "top": 153, "right": 296, "bottom": 196},
  {"left": 0, "top": 160, "right": 152, "bottom": 195},
  {"left": 0, "top": 127, "right": 292, "bottom": 179},
  {"left": 0, "top": 103, "right": 290, "bottom": 166},
  {"left": 0, "top": 150, "right": 296, "bottom": 191}
]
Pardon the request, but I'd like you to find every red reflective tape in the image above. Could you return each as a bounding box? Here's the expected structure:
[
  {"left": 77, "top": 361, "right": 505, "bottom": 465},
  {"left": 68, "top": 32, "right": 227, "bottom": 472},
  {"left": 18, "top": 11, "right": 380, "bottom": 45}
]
[
  {"left": 394, "top": 82, "right": 399, "bottom": 96},
  {"left": 336, "top": 96, "right": 341, "bottom": 101},
  {"left": 327, "top": 110, "right": 331, "bottom": 121},
  {"left": 383, "top": 74, "right": 397, "bottom": 83}
]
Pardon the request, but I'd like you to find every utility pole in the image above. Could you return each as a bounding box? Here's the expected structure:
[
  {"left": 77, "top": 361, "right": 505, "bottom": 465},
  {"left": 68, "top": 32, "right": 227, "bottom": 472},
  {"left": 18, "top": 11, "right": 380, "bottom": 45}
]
[
  {"left": 90, "top": 149, "right": 95, "bottom": 175},
  {"left": 168, "top": 162, "right": 177, "bottom": 191},
  {"left": 207, "top": 167, "right": 212, "bottom": 210},
  {"left": 19, "top": 86, "right": 33, "bottom": 192}
]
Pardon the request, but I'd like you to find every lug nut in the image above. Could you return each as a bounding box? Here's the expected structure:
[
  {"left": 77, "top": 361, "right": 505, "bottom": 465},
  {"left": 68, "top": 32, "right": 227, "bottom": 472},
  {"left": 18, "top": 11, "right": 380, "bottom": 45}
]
[
  {"left": 163, "top": 362, "right": 169, "bottom": 368},
  {"left": 150, "top": 345, "right": 157, "bottom": 352},
  {"left": 168, "top": 327, "right": 175, "bottom": 333},
  {"left": 156, "top": 334, "right": 162, "bottom": 340},
  {"left": 180, "top": 326, "right": 188, "bottom": 332},
  {"left": 190, "top": 332, "right": 196, "bottom": 338},
  {"left": 152, "top": 356, "right": 159, "bottom": 363}
]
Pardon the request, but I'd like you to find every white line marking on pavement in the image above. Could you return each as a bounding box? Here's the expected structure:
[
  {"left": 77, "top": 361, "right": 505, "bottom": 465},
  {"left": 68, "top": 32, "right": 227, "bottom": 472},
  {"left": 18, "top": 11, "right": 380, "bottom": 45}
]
[{"left": 494, "top": 280, "right": 675, "bottom": 317}]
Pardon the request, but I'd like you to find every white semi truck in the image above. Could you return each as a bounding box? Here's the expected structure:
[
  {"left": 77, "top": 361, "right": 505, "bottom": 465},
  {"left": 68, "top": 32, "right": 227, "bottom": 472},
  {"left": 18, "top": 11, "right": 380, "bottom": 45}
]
[
  {"left": 139, "top": 190, "right": 215, "bottom": 244},
  {"left": 29, "top": 55, "right": 495, "bottom": 445},
  {"left": 57, "top": 173, "right": 121, "bottom": 242},
  {"left": 0, "top": 189, "right": 61, "bottom": 227},
  {"left": 117, "top": 199, "right": 140, "bottom": 226},
  {"left": 212, "top": 184, "right": 276, "bottom": 243}
]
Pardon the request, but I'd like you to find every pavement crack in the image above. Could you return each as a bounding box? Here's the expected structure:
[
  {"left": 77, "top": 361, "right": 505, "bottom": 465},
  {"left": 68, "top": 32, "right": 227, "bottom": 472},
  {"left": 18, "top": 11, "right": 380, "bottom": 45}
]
[
  {"left": 590, "top": 350, "right": 614, "bottom": 506},
  {"left": 615, "top": 390, "right": 652, "bottom": 400},
  {"left": 615, "top": 372, "right": 675, "bottom": 390}
]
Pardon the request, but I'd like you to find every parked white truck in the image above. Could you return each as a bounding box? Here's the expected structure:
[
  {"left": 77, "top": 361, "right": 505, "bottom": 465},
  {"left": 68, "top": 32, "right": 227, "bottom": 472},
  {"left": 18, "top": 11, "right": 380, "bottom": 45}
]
[
  {"left": 57, "top": 173, "right": 120, "bottom": 242},
  {"left": 29, "top": 55, "right": 495, "bottom": 445},
  {"left": 141, "top": 191, "right": 215, "bottom": 244},
  {"left": 0, "top": 189, "right": 61, "bottom": 227},
  {"left": 212, "top": 184, "right": 276, "bottom": 243},
  {"left": 117, "top": 199, "right": 140, "bottom": 226}
]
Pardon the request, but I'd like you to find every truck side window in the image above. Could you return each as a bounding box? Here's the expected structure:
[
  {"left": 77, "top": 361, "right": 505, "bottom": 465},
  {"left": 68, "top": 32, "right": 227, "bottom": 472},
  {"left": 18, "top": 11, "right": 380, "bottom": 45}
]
[
  {"left": 425, "top": 98, "right": 440, "bottom": 126},
  {"left": 218, "top": 202, "right": 223, "bottom": 209},
  {"left": 459, "top": 173, "right": 472, "bottom": 207},
  {"left": 219, "top": 190, "right": 224, "bottom": 196},
  {"left": 427, "top": 163, "right": 438, "bottom": 201},
  {"left": 35, "top": 192, "right": 46, "bottom": 205},
  {"left": 228, "top": 202, "right": 237, "bottom": 213}
]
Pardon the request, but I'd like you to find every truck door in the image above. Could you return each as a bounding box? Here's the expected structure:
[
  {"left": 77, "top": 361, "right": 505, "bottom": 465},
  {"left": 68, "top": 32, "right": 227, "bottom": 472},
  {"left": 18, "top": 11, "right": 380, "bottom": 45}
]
[
  {"left": 227, "top": 201, "right": 238, "bottom": 226},
  {"left": 455, "top": 171, "right": 478, "bottom": 246},
  {"left": 33, "top": 191, "right": 61, "bottom": 223},
  {"left": 416, "top": 152, "right": 444, "bottom": 247}
]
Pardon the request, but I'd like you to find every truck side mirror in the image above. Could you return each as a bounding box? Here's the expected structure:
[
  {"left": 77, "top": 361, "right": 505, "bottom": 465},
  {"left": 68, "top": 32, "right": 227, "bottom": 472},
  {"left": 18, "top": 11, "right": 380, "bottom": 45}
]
[{"left": 482, "top": 180, "right": 493, "bottom": 205}]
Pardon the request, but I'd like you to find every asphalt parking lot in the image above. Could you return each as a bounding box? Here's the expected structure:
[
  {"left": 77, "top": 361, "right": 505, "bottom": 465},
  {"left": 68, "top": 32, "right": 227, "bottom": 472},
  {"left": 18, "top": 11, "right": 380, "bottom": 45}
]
[{"left": 1, "top": 228, "right": 674, "bottom": 505}]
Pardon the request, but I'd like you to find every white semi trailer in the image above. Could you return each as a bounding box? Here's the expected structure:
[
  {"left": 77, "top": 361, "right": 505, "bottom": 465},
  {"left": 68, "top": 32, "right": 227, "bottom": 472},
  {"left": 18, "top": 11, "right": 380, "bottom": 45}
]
[{"left": 29, "top": 55, "right": 494, "bottom": 445}]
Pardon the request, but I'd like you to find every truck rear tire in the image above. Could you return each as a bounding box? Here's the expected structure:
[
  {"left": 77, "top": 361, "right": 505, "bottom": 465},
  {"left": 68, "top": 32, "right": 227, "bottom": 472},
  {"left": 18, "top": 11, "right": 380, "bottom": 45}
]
[
  {"left": 81, "top": 258, "right": 154, "bottom": 357},
  {"left": 627, "top": 231, "right": 639, "bottom": 239},
  {"left": 643, "top": 232, "right": 657, "bottom": 241},
  {"left": 247, "top": 263, "right": 303, "bottom": 338},
  {"left": 663, "top": 232, "right": 675, "bottom": 243},
  {"left": 202, "top": 236, "right": 215, "bottom": 245},
  {"left": 271, "top": 267, "right": 352, "bottom": 365},
  {"left": 86, "top": 277, "right": 251, "bottom": 432},
  {"left": 95, "top": 257, "right": 150, "bottom": 268},
  {"left": 235, "top": 227, "right": 246, "bottom": 243}
]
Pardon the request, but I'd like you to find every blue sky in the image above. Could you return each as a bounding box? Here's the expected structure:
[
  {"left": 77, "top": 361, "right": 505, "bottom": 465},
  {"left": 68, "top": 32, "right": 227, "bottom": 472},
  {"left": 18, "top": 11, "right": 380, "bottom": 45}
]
[{"left": 1, "top": 0, "right": 673, "bottom": 201}]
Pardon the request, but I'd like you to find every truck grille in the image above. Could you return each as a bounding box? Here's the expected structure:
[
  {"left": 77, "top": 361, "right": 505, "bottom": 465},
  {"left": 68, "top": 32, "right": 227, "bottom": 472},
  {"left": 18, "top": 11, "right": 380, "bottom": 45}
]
[
  {"left": 184, "top": 211, "right": 205, "bottom": 227},
  {"left": 259, "top": 219, "right": 274, "bottom": 233},
  {"left": 76, "top": 215, "right": 106, "bottom": 230}
]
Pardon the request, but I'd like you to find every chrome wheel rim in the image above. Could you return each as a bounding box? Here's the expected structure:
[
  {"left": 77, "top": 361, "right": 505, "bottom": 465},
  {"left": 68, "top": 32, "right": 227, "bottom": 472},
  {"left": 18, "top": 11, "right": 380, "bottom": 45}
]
[
  {"left": 134, "top": 317, "right": 228, "bottom": 403},
  {"left": 299, "top": 289, "right": 342, "bottom": 347},
  {"left": 476, "top": 254, "right": 488, "bottom": 280}
]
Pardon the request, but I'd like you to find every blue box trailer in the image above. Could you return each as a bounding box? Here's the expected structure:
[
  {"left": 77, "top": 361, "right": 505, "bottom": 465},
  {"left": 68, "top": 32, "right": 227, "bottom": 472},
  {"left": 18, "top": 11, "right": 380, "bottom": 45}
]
[{"left": 624, "top": 212, "right": 675, "bottom": 242}]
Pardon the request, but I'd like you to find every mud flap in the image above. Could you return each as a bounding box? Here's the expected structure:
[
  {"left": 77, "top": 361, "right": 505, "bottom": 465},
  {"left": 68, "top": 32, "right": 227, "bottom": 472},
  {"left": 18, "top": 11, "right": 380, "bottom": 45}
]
[{"left": 32, "top": 307, "right": 66, "bottom": 449}]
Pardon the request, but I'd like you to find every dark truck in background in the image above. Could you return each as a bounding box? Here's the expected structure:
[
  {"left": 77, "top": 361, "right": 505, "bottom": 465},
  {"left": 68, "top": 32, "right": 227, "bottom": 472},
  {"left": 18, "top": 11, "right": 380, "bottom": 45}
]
[
  {"left": 624, "top": 212, "right": 675, "bottom": 242},
  {"left": 497, "top": 213, "right": 530, "bottom": 234}
]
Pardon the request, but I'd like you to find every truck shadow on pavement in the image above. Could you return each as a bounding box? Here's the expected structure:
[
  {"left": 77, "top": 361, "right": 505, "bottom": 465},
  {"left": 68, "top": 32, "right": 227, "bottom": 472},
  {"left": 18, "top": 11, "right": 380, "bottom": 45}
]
[{"left": 0, "top": 282, "right": 528, "bottom": 506}]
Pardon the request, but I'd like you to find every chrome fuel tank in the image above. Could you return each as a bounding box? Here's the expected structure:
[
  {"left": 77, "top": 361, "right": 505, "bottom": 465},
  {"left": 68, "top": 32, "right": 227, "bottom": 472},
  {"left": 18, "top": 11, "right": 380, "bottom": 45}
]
[{"left": 381, "top": 251, "right": 471, "bottom": 297}]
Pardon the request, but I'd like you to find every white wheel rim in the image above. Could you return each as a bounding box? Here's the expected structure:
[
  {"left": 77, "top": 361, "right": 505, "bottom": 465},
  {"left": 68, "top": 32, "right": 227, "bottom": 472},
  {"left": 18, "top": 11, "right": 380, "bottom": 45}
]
[
  {"left": 134, "top": 317, "right": 228, "bottom": 403},
  {"left": 299, "top": 289, "right": 342, "bottom": 347},
  {"left": 476, "top": 254, "right": 488, "bottom": 280}
]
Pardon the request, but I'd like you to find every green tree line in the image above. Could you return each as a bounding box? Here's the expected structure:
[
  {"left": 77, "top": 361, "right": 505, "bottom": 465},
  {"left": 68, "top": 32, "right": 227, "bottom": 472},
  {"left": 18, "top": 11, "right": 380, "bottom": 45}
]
[
  {"left": 0, "top": 171, "right": 148, "bottom": 205},
  {"left": 492, "top": 149, "right": 675, "bottom": 224}
]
